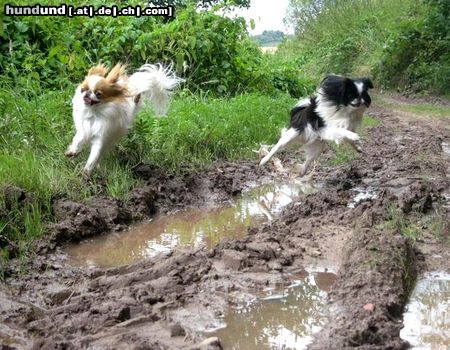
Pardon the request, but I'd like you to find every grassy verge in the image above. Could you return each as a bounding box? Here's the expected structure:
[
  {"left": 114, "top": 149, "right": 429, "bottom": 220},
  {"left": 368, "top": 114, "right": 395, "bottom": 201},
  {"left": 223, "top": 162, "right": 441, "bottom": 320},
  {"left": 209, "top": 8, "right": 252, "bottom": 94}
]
[
  {"left": 398, "top": 103, "right": 450, "bottom": 118},
  {"left": 382, "top": 205, "right": 448, "bottom": 242},
  {"left": 0, "top": 84, "right": 296, "bottom": 256},
  {"left": 280, "top": 0, "right": 418, "bottom": 78},
  {"left": 373, "top": 94, "right": 450, "bottom": 119}
]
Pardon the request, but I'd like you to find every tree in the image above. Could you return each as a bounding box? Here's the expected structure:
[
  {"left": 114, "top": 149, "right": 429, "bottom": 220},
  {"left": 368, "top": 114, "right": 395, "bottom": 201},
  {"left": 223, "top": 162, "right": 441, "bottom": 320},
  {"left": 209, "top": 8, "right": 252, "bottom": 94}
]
[
  {"left": 284, "top": 0, "right": 327, "bottom": 35},
  {"left": 252, "top": 30, "right": 285, "bottom": 45}
]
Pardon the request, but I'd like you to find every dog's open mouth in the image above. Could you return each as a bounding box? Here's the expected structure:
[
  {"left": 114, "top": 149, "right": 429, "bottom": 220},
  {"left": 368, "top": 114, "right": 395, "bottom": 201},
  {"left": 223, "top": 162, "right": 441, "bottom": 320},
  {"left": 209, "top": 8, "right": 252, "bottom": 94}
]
[{"left": 83, "top": 95, "right": 99, "bottom": 106}]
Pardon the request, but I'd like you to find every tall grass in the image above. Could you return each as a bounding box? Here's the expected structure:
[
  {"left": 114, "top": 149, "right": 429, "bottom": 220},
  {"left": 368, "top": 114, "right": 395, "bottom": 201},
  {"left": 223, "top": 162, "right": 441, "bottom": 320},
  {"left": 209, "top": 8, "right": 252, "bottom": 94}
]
[
  {"left": 142, "top": 92, "right": 296, "bottom": 170},
  {"left": 280, "top": 0, "right": 420, "bottom": 77}
]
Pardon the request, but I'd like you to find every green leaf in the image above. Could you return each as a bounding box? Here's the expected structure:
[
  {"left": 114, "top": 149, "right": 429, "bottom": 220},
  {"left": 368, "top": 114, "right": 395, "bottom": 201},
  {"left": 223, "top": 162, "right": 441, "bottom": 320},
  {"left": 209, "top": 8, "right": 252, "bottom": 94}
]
[
  {"left": 176, "top": 52, "right": 184, "bottom": 71},
  {"left": 48, "top": 46, "right": 62, "bottom": 58},
  {"left": 15, "top": 22, "right": 28, "bottom": 33}
]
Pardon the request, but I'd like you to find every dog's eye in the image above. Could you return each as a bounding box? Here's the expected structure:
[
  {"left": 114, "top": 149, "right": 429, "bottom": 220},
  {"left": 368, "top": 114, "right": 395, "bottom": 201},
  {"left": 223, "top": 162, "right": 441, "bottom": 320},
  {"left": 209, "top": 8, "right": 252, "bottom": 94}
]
[
  {"left": 80, "top": 87, "right": 86, "bottom": 93},
  {"left": 95, "top": 91, "right": 102, "bottom": 98}
]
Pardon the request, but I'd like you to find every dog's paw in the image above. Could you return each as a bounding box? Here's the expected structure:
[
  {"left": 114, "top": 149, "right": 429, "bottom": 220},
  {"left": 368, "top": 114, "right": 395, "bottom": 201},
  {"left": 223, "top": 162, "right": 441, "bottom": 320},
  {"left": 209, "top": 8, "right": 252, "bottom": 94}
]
[
  {"left": 259, "top": 156, "right": 269, "bottom": 166},
  {"left": 65, "top": 149, "right": 79, "bottom": 157},
  {"left": 346, "top": 132, "right": 360, "bottom": 142},
  {"left": 82, "top": 169, "right": 92, "bottom": 182},
  {"left": 295, "top": 164, "right": 308, "bottom": 177}
]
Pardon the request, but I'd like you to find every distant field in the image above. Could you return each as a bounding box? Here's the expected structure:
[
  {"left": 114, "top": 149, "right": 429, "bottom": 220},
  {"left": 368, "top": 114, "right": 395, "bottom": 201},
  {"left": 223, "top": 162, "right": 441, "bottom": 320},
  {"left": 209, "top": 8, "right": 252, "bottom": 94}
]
[{"left": 260, "top": 46, "right": 278, "bottom": 54}]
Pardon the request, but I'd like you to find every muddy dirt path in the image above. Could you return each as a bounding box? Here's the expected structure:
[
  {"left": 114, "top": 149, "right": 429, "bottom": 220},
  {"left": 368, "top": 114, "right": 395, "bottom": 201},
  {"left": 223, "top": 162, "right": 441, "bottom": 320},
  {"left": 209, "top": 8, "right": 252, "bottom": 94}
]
[{"left": 0, "top": 94, "right": 449, "bottom": 349}]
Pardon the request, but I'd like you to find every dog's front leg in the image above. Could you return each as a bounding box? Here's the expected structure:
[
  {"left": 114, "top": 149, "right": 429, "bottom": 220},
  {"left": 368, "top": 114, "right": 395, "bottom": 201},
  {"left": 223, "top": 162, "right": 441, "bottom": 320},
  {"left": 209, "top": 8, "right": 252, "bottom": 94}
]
[
  {"left": 83, "top": 140, "right": 104, "bottom": 176},
  {"left": 320, "top": 127, "right": 360, "bottom": 145},
  {"left": 66, "top": 131, "right": 87, "bottom": 157}
]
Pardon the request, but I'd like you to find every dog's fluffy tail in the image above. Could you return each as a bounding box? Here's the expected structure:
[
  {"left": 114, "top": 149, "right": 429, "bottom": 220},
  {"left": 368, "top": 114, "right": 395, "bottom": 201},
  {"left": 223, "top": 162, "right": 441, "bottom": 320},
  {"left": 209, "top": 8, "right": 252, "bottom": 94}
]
[{"left": 129, "top": 64, "right": 183, "bottom": 116}]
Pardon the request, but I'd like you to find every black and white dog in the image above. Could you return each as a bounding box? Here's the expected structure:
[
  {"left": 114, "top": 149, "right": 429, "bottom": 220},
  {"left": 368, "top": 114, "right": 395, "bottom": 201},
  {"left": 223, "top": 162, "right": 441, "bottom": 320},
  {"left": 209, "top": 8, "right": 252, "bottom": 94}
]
[{"left": 259, "top": 75, "right": 373, "bottom": 175}]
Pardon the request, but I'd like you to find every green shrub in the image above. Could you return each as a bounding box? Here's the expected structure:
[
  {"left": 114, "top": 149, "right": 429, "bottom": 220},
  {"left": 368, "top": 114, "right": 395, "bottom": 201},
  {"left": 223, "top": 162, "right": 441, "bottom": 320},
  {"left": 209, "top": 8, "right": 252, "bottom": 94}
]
[
  {"left": 0, "top": 0, "right": 307, "bottom": 96},
  {"left": 374, "top": 0, "right": 450, "bottom": 94}
]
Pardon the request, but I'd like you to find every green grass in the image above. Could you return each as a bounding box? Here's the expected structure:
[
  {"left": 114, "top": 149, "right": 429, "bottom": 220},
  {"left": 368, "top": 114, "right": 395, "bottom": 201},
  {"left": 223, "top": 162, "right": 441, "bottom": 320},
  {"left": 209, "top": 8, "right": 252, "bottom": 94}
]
[
  {"left": 382, "top": 205, "right": 448, "bottom": 243},
  {"left": 397, "top": 103, "right": 450, "bottom": 119},
  {"left": 373, "top": 94, "right": 450, "bottom": 118},
  {"left": 138, "top": 92, "right": 296, "bottom": 170},
  {"left": 384, "top": 207, "right": 422, "bottom": 240},
  {"left": 327, "top": 144, "right": 358, "bottom": 167},
  {"left": 281, "top": 0, "right": 418, "bottom": 78}
]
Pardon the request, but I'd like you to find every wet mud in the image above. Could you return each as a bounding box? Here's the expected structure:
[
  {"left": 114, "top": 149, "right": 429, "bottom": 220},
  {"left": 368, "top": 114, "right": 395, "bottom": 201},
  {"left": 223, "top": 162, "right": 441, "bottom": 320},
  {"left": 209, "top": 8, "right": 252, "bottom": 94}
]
[{"left": 0, "top": 94, "right": 449, "bottom": 349}]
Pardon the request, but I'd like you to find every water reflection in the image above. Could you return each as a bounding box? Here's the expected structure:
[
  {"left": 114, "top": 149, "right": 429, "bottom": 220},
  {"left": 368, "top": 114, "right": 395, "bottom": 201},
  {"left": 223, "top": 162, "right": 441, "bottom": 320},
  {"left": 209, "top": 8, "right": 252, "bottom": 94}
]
[
  {"left": 347, "top": 186, "right": 378, "bottom": 208},
  {"left": 210, "top": 272, "right": 335, "bottom": 350},
  {"left": 401, "top": 272, "right": 450, "bottom": 349},
  {"left": 66, "top": 180, "right": 319, "bottom": 268}
]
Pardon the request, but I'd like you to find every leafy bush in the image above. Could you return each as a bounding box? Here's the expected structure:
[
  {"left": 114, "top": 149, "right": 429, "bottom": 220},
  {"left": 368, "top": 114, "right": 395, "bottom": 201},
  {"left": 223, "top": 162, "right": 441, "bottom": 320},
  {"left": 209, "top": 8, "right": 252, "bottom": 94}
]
[
  {"left": 281, "top": 0, "right": 450, "bottom": 94},
  {"left": 374, "top": 0, "right": 450, "bottom": 94},
  {"left": 0, "top": 0, "right": 307, "bottom": 96}
]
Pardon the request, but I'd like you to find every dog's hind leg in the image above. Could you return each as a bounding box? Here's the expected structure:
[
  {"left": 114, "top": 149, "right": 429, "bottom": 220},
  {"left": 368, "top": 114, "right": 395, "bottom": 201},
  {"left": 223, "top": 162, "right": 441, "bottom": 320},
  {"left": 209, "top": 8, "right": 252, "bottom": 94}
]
[
  {"left": 298, "top": 140, "right": 324, "bottom": 176},
  {"left": 259, "top": 128, "right": 300, "bottom": 166}
]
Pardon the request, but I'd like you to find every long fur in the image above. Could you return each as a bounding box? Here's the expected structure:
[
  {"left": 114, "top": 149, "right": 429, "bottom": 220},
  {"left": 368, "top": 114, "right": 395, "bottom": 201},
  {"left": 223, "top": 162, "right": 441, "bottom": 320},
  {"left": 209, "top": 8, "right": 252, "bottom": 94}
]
[
  {"left": 66, "top": 63, "right": 183, "bottom": 176},
  {"left": 259, "top": 75, "right": 373, "bottom": 175}
]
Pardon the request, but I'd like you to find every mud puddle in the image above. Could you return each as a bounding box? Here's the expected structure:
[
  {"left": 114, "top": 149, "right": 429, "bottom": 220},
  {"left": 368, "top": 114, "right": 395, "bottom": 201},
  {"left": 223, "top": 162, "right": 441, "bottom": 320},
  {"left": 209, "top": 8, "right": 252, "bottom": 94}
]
[
  {"left": 209, "top": 270, "right": 336, "bottom": 350},
  {"left": 65, "top": 179, "right": 319, "bottom": 268},
  {"left": 401, "top": 272, "right": 450, "bottom": 350},
  {"left": 347, "top": 186, "right": 378, "bottom": 208}
]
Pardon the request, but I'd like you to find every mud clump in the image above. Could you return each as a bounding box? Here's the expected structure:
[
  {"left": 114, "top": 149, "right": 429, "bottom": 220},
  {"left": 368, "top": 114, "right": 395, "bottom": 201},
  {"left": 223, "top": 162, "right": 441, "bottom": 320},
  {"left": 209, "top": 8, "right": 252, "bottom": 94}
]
[
  {"left": 0, "top": 235, "right": 18, "bottom": 259},
  {"left": 1, "top": 185, "right": 29, "bottom": 210},
  {"left": 84, "top": 197, "right": 132, "bottom": 229},
  {"left": 132, "top": 161, "right": 268, "bottom": 209},
  {"left": 310, "top": 229, "right": 416, "bottom": 350},
  {"left": 396, "top": 182, "right": 434, "bottom": 214},
  {"left": 209, "top": 162, "right": 267, "bottom": 196},
  {"left": 50, "top": 200, "right": 109, "bottom": 243},
  {"left": 127, "top": 187, "right": 157, "bottom": 220}
]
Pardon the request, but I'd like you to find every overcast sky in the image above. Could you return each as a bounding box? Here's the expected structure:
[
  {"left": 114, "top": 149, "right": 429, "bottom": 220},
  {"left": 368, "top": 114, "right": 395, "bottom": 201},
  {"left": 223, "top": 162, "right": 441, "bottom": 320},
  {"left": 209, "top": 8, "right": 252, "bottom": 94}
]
[{"left": 225, "top": 0, "right": 293, "bottom": 35}]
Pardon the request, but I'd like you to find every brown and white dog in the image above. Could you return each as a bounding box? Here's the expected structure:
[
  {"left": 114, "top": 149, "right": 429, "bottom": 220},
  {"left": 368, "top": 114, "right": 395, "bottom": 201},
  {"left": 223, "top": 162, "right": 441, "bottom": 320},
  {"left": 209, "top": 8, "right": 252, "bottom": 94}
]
[{"left": 66, "top": 63, "right": 182, "bottom": 175}]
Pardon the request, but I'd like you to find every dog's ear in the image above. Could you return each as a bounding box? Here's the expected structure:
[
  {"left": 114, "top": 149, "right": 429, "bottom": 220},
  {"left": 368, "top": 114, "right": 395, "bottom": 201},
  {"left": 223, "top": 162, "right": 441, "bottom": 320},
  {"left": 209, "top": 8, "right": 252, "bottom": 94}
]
[
  {"left": 88, "top": 64, "right": 108, "bottom": 77},
  {"left": 363, "top": 78, "right": 374, "bottom": 89},
  {"left": 321, "top": 75, "right": 353, "bottom": 105},
  {"left": 106, "top": 63, "right": 126, "bottom": 84},
  {"left": 321, "top": 74, "right": 341, "bottom": 85}
]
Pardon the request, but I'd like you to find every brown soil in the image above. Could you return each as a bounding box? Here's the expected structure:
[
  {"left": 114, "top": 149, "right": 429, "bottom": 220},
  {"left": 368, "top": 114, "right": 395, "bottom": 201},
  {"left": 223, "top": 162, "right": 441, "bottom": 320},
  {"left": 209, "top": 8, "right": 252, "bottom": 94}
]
[{"left": 0, "top": 93, "right": 449, "bottom": 349}]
